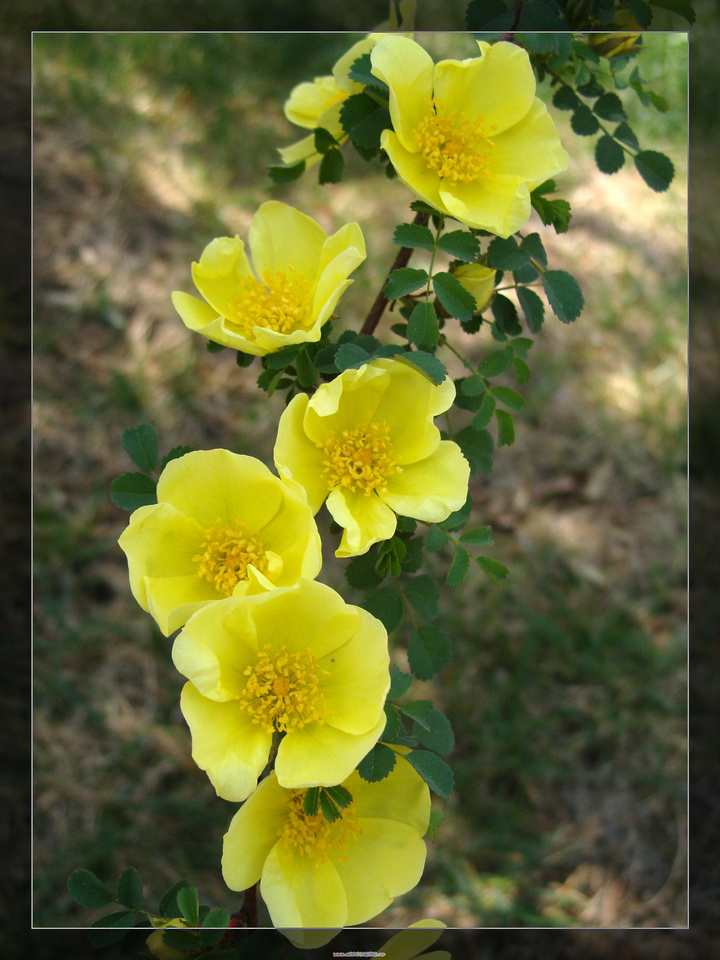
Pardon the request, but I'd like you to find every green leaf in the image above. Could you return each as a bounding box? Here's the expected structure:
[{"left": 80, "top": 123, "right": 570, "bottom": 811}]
[
  {"left": 491, "top": 385, "right": 525, "bottom": 411},
  {"left": 160, "top": 445, "right": 194, "bottom": 471},
  {"left": 122, "top": 423, "right": 158, "bottom": 473},
  {"left": 513, "top": 357, "right": 531, "bottom": 385},
  {"left": 508, "top": 336, "right": 533, "bottom": 358},
  {"left": 87, "top": 912, "right": 136, "bottom": 947},
  {"left": 495, "top": 408, "right": 515, "bottom": 446},
  {"left": 460, "top": 375, "right": 486, "bottom": 397},
  {"left": 427, "top": 808, "right": 445, "bottom": 840},
  {"left": 398, "top": 700, "right": 434, "bottom": 730},
  {"left": 531, "top": 179, "right": 556, "bottom": 198},
  {"left": 465, "top": 0, "right": 514, "bottom": 31},
  {"left": 571, "top": 104, "right": 600, "bottom": 136},
  {"left": 519, "top": 232, "right": 547, "bottom": 267},
  {"left": 345, "top": 548, "right": 385, "bottom": 590},
  {"left": 433, "top": 271, "right": 476, "bottom": 321},
  {"left": 388, "top": 664, "right": 414, "bottom": 700},
  {"left": 158, "top": 880, "right": 192, "bottom": 918},
  {"left": 357, "top": 742, "right": 397, "bottom": 782},
  {"left": 552, "top": 85, "right": 579, "bottom": 111},
  {"left": 478, "top": 348, "right": 512, "bottom": 377},
  {"left": 177, "top": 885, "right": 200, "bottom": 927},
  {"left": 206, "top": 339, "right": 225, "bottom": 352},
  {"left": 491, "top": 294, "right": 521, "bottom": 337},
  {"left": 447, "top": 545, "right": 470, "bottom": 586},
  {"left": 324, "top": 784, "right": 353, "bottom": 809},
  {"left": 319, "top": 147, "right": 344, "bottom": 184},
  {"left": 116, "top": 867, "right": 143, "bottom": 911},
  {"left": 407, "top": 625, "right": 452, "bottom": 680},
  {"left": 313, "top": 126, "right": 338, "bottom": 153},
  {"left": 471, "top": 392, "right": 496, "bottom": 430},
  {"left": 634, "top": 150, "right": 674, "bottom": 193},
  {"left": 335, "top": 343, "right": 372, "bottom": 370},
  {"left": 399, "top": 350, "right": 447, "bottom": 384},
  {"left": 595, "top": 134, "right": 625, "bottom": 175},
  {"left": 294, "top": 348, "right": 317, "bottom": 388},
  {"left": 411, "top": 707, "right": 455, "bottom": 755},
  {"left": 517, "top": 0, "right": 565, "bottom": 30},
  {"left": 542, "top": 270, "right": 584, "bottom": 323},
  {"left": 347, "top": 52, "right": 389, "bottom": 90},
  {"left": 393, "top": 222, "right": 435, "bottom": 251},
  {"left": 627, "top": 0, "right": 654, "bottom": 26},
  {"left": 339, "top": 92, "right": 390, "bottom": 149},
  {"left": 361, "top": 586, "right": 403, "bottom": 632},
  {"left": 593, "top": 92, "right": 627, "bottom": 122},
  {"left": 460, "top": 525, "right": 494, "bottom": 546},
  {"left": 163, "top": 929, "right": 203, "bottom": 950},
  {"left": 649, "top": 0, "right": 695, "bottom": 22},
  {"left": 425, "top": 524, "right": 449, "bottom": 552},
  {"left": 384, "top": 267, "right": 428, "bottom": 300},
  {"left": 268, "top": 160, "right": 305, "bottom": 184},
  {"left": 111, "top": 472, "right": 157, "bottom": 511},
  {"left": 410, "top": 199, "right": 443, "bottom": 216},
  {"left": 200, "top": 909, "right": 232, "bottom": 947},
  {"left": 319, "top": 790, "right": 341, "bottom": 822},
  {"left": 647, "top": 91, "right": 669, "bottom": 112},
  {"left": 407, "top": 301, "right": 439, "bottom": 349},
  {"left": 455, "top": 424, "right": 494, "bottom": 475},
  {"left": 68, "top": 869, "right": 115, "bottom": 909},
  {"left": 486, "top": 236, "right": 530, "bottom": 272},
  {"left": 404, "top": 575, "right": 440, "bottom": 621},
  {"left": 405, "top": 750, "right": 455, "bottom": 799},
  {"left": 256, "top": 367, "right": 287, "bottom": 395},
  {"left": 263, "top": 344, "right": 301, "bottom": 369},
  {"left": 516, "top": 286, "right": 544, "bottom": 333},
  {"left": 437, "top": 230, "right": 480, "bottom": 262},
  {"left": 439, "top": 495, "right": 472, "bottom": 532},
  {"left": 381, "top": 702, "right": 402, "bottom": 742},
  {"left": 303, "top": 786, "right": 320, "bottom": 816},
  {"left": 476, "top": 555, "right": 510, "bottom": 585},
  {"left": 235, "top": 350, "right": 254, "bottom": 368}
]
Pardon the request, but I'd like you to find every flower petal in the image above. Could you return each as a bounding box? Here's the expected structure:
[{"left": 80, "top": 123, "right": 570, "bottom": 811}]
[
  {"left": 382, "top": 440, "right": 469, "bottom": 522},
  {"left": 370, "top": 35, "right": 434, "bottom": 152},
  {"left": 274, "top": 393, "right": 332, "bottom": 514},
  {"left": 179, "top": 682, "right": 272, "bottom": 801},
  {"left": 144, "top": 575, "right": 219, "bottom": 636},
  {"left": 222, "top": 773, "right": 291, "bottom": 892},
  {"left": 284, "top": 75, "right": 345, "bottom": 129},
  {"left": 303, "top": 362, "right": 389, "bottom": 442},
  {"left": 191, "top": 236, "right": 254, "bottom": 320},
  {"left": 311, "top": 221, "right": 366, "bottom": 328},
  {"left": 316, "top": 608, "right": 390, "bottom": 734},
  {"left": 332, "top": 37, "right": 376, "bottom": 93},
  {"left": 491, "top": 97, "right": 569, "bottom": 181},
  {"left": 171, "top": 290, "right": 222, "bottom": 334},
  {"left": 334, "top": 819, "right": 427, "bottom": 926},
  {"left": 432, "top": 41, "right": 536, "bottom": 134},
  {"left": 345, "top": 754, "right": 431, "bottom": 834},
  {"left": 172, "top": 596, "right": 258, "bottom": 701},
  {"left": 261, "top": 842, "right": 348, "bottom": 928},
  {"left": 274, "top": 710, "right": 385, "bottom": 789},
  {"left": 248, "top": 200, "right": 326, "bottom": 284},
  {"left": 380, "top": 129, "right": 444, "bottom": 211},
  {"left": 328, "top": 486, "right": 398, "bottom": 558},
  {"left": 438, "top": 175, "right": 531, "bottom": 238},
  {"left": 156, "top": 449, "right": 283, "bottom": 532}
]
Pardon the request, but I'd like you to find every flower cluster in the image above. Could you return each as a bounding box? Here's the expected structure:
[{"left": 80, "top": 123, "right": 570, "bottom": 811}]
[{"left": 117, "top": 26, "right": 570, "bottom": 941}]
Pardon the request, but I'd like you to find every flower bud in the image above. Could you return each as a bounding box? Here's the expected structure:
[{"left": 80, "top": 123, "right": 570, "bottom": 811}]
[{"left": 450, "top": 262, "right": 496, "bottom": 315}]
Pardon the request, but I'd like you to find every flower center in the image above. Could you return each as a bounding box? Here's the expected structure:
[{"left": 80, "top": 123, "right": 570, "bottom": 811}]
[
  {"left": 238, "top": 644, "right": 329, "bottom": 734},
  {"left": 279, "top": 791, "right": 363, "bottom": 863},
  {"left": 226, "top": 266, "right": 311, "bottom": 338},
  {"left": 414, "top": 99, "right": 497, "bottom": 184},
  {"left": 319, "top": 421, "right": 401, "bottom": 496},
  {"left": 193, "top": 520, "right": 267, "bottom": 596}
]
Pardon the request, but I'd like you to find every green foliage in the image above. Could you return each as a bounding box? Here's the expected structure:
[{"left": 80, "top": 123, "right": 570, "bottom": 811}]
[
  {"left": 177, "top": 884, "right": 200, "bottom": 926},
  {"left": 110, "top": 473, "right": 157, "bottom": 510},
  {"left": 634, "top": 149, "right": 675, "bottom": 192},
  {"left": 495, "top": 408, "right": 515, "bottom": 446},
  {"left": 393, "top": 222, "right": 435, "bottom": 251},
  {"left": 268, "top": 160, "right": 304, "bottom": 184},
  {"left": 357, "top": 742, "right": 397, "bottom": 782},
  {"left": 487, "top": 236, "right": 531, "bottom": 272},
  {"left": 361, "top": 586, "right": 403, "bottom": 632},
  {"left": 516, "top": 286, "right": 544, "bottom": 333},
  {"left": 455, "top": 425, "right": 494, "bottom": 475},
  {"left": 433, "top": 271, "right": 477, "bottom": 322},
  {"left": 388, "top": 664, "right": 413, "bottom": 700},
  {"left": 405, "top": 749, "right": 454, "bottom": 799},
  {"left": 437, "top": 230, "right": 480, "bottom": 262},
  {"left": 403, "top": 575, "right": 440, "bottom": 621},
  {"left": 158, "top": 880, "right": 193, "bottom": 918},
  {"left": 160, "top": 445, "right": 194, "bottom": 471},
  {"left": 68, "top": 868, "right": 115, "bottom": 909},
  {"left": 408, "top": 625, "right": 452, "bottom": 680},
  {"left": 348, "top": 52, "right": 388, "bottom": 91},
  {"left": 117, "top": 867, "right": 143, "bottom": 910},
  {"left": 407, "top": 301, "right": 439, "bottom": 350},
  {"left": 384, "top": 267, "right": 428, "bottom": 299},
  {"left": 339, "top": 91, "right": 390, "bottom": 151},
  {"left": 122, "top": 423, "right": 158, "bottom": 473},
  {"left": 460, "top": 525, "right": 494, "bottom": 546},
  {"left": 447, "top": 545, "right": 470, "bottom": 585},
  {"left": 542, "top": 270, "right": 585, "bottom": 323}
]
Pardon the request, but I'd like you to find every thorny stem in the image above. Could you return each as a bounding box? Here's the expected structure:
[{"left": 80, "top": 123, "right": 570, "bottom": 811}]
[{"left": 360, "top": 210, "right": 428, "bottom": 336}]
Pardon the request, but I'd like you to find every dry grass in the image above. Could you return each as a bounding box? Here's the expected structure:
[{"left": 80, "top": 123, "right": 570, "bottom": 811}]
[{"left": 33, "top": 33, "right": 687, "bottom": 930}]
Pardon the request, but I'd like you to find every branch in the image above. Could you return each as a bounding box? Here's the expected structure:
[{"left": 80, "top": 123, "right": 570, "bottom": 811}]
[{"left": 360, "top": 210, "right": 428, "bottom": 336}]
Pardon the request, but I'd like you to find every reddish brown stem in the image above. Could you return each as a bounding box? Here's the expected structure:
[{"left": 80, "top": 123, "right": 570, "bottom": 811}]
[
  {"left": 243, "top": 884, "right": 258, "bottom": 927},
  {"left": 359, "top": 210, "right": 428, "bottom": 337}
]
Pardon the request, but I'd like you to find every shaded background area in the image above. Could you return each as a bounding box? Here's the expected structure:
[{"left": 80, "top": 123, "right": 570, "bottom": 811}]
[
  {"left": 31, "top": 28, "right": 687, "bottom": 936},
  {"left": 0, "top": 2, "right": 710, "bottom": 957}
]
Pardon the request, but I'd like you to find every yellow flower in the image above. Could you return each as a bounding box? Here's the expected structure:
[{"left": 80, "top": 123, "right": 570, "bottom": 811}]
[
  {"left": 172, "top": 579, "right": 390, "bottom": 802},
  {"left": 278, "top": 1, "right": 416, "bottom": 168},
  {"left": 118, "top": 449, "right": 322, "bottom": 636},
  {"left": 145, "top": 919, "right": 189, "bottom": 960},
  {"left": 274, "top": 358, "right": 470, "bottom": 557},
  {"left": 450, "top": 262, "right": 496, "bottom": 314},
  {"left": 221, "top": 754, "right": 430, "bottom": 929},
  {"left": 370, "top": 36, "right": 569, "bottom": 237},
  {"left": 171, "top": 201, "right": 365, "bottom": 355},
  {"left": 382, "top": 919, "right": 450, "bottom": 960}
]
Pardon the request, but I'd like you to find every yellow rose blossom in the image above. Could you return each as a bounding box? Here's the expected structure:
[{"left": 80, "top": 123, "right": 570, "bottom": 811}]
[
  {"left": 171, "top": 201, "right": 365, "bottom": 355},
  {"left": 221, "top": 754, "right": 430, "bottom": 930},
  {"left": 278, "top": 1, "right": 416, "bottom": 169},
  {"left": 370, "top": 36, "right": 569, "bottom": 237},
  {"left": 450, "top": 262, "right": 496, "bottom": 314},
  {"left": 381, "top": 919, "right": 450, "bottom": 960},
  {"left": 145, "top": 919, "right": 189, "bottom": 960},
  {"left": 274, "top": 358, "right": 470, "bottom": 557},
  {"left": 118, "top": 449, "right": 321, "bottom": 636},
  {"left": 172, "top": 579, "right": 390, "bottom": 802}
]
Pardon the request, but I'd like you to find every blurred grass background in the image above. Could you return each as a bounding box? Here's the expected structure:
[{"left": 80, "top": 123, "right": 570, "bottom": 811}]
[{"left": 32, "top": 30, "right": 687, "bottom": 932}]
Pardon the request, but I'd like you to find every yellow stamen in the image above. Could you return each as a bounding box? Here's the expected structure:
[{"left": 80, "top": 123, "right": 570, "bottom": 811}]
[
  {"left": 193, "top": 520, "right": 267, "bottom": 596},
  {"left": 238, "top": 644, "right": 329, "bottom": 734},
  {"left": 279, "top": 791, "right": 363, "bottom": 864},
  {"left": 318, "top": 420, "right": 401, "bottom": 496},
  {"left": 414, "top": 98, "right": 497, "bottom": 184},
  {"left": 226, "top": 266, "right": 311, "bottom": 338}
]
